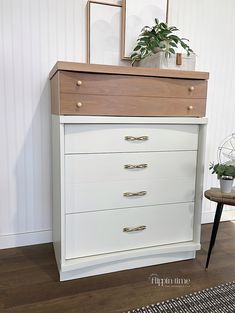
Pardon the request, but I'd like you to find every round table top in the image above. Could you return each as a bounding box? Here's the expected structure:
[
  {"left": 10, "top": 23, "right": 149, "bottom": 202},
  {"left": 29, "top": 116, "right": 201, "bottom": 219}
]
[{"left": 204, "top": 188, "right": 235, "bottom": 206}]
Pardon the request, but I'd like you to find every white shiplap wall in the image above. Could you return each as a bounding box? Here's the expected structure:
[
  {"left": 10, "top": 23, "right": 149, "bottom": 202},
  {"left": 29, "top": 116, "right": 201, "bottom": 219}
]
[
  {"left": 0, "top": 0, "right": 88, "bottom": 248},
  {"left": 168, "top": 0, "right": 235, "bottom": 223},
  {"left": 0, "top": 0, "right": 235, "bottom": 248}
]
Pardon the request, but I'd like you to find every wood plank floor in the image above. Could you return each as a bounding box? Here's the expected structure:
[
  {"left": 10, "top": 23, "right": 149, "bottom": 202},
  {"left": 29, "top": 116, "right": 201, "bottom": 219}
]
[{"left": 1, "top": 221, "right": 235, "bottom": 313}]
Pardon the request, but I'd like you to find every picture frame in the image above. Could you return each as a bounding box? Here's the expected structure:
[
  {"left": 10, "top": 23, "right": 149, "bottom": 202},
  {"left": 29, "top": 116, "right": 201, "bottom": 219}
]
[
  {"left": 87, "top": 1, "right": 127, "bottom": 66},
  {"left": 121, "top": 0, "right": 169, "bottom": 59}
]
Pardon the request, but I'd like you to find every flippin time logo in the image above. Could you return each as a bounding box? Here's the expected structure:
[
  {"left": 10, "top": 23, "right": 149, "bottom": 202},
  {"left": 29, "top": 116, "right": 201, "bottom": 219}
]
[{"left": 149, "top": 274, "right": 191, "bottom": 287}]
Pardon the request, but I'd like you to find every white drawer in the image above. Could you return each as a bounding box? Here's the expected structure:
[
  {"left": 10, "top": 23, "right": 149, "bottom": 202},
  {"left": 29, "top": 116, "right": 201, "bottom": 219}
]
[
  {"left": 65, "top": 151, "right": 197, "bottom": 213},
  {"left": 65, "top": 151, "right": 197, "bottom": 183},
  {"left": 64, "top": 124, "right": 198, "bottom": 154},
  {"left": 65, "top": 203, "right": 194, "bottom": 259},
  {"left": 65, "top": 178, "right": 195, "bottom": 213}
]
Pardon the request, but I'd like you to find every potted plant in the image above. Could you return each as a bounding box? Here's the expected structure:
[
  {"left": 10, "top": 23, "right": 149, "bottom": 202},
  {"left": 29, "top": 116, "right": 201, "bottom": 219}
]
[
  {"left": 131, "top": 18, "right": 194, "bottom": 70},
  {"left": 209, "top": 162, "right": 235, "bottom": 193}
]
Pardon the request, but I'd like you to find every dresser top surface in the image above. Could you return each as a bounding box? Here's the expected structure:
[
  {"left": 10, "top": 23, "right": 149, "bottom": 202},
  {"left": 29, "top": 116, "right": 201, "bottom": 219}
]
[{"left": 49, "top": 61, "right": 209, "bottom": 80}]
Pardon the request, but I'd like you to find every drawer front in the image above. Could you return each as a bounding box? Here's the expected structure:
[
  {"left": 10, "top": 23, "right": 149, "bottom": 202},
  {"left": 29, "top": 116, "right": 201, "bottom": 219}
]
[
  {"left": 64, "top": 124, "right": 199, "bottom": 154},
  {"left": 60, "top": 72, "right": 207, "bottom": 99},
  {"left": 65, "top": 177, "right": 195, "bottom": 213},
  {"left": 65, "top": 151, "right": 197, "bottom": 183},
  {"left": 65, "top": 151, "right": 197, "bottom": 213},
  {"left": 60, "top": 93, "right": 206, "bottom": 117},
  {"left": 65, "top": 203, "right": 194, "bottom": 259}
]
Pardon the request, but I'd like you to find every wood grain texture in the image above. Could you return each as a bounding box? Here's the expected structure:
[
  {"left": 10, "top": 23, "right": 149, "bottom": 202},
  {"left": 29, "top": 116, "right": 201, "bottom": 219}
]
[
  {"left": 60, "top": 93, "right": 206, "bottom": 117},
  {"left": 205, "top": 188, "right": 235, "bottom": 206},
  {"left": 0, "top": 222, "right": 235, "bottom": 313},
  {"left": 121, "top": 0, "right": 129, "bottom": 60},
  {"left": 60, "top": 72, "right": 208, "bottom": 98},
  {"left": 49, "top": 61, "right": 209, "bottom": 80},
  {"left": 51, "top": 73, "right": 60, "bottom": 114}
]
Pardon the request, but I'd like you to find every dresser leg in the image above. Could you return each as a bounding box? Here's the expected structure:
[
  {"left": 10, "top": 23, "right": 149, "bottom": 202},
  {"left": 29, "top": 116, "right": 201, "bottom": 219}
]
[{"left": 205, "top": 202, "right": 224, "bottom": 269}]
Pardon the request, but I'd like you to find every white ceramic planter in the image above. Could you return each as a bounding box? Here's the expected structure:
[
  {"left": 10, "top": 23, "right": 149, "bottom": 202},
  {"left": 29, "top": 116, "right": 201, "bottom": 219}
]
[
  {"left": 220, "top": 178, "right": 234, "bottom": 193},
  {"left": 135, "top": 52, "right": 196, "bottom": 71}
]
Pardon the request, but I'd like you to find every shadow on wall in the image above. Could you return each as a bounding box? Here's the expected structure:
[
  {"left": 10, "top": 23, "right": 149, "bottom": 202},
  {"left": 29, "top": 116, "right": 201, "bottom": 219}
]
[{"left": 13, "top": 79, "right": 52, "bottom": 246}]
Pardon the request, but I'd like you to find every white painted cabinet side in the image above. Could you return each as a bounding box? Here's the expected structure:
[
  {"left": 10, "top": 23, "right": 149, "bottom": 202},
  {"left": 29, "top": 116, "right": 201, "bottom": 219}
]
[
  {"left": 52, "top": 115, "right": 64, "bottom": 269},
  {"left": 194, "top": 124, "right": 207, "bottom": 243}
]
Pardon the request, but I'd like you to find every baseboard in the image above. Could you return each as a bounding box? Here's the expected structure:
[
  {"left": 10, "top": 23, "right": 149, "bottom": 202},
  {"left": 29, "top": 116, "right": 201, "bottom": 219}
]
[
  {"left": 0, "top": 230, "right": 52, "bottom": 249},
  {"left": 202, "top": 210, "right": 235, "bottom": 224},
  {"left": 60, "top": 251, "right": 196, "bottom": 281}
]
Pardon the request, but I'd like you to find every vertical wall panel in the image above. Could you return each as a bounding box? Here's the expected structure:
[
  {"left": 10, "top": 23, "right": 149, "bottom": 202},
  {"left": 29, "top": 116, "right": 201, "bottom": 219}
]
[
  {"left": 0, "top": 0, "right": 234, "bottom": 248},
  {"left": 169, "top": 0, "right": 235, "bottom": 221},
  {"left": 0, "top": 0, "right": 87, "bottom": 244}
]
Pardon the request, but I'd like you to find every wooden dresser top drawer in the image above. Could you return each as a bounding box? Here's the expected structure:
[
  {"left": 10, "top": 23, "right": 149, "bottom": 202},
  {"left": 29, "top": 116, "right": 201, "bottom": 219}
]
[
  {"left": 65, "top": 203, "right": 194, "bottom": 259},
  {"left": 60, "top": 93, "right": 206, "bottom": 117},
  {"left": 60, "top": 72, "right": 207, "bottom": 99},
  {"left": 50, "top": 62, "right": 209, "bottom": 117}
]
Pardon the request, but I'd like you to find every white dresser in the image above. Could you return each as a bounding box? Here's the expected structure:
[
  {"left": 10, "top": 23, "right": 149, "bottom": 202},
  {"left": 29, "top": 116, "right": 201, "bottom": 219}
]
[{"left": 50, "top": 62, "right": 209, "bottom": 281}]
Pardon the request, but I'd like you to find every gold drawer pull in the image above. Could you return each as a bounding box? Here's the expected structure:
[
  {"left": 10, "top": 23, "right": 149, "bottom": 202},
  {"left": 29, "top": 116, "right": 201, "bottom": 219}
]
[
  {"left": 125, "top": 136, "right": 149, "bottom": 141},
  {"left": 123, "top": 225, "right": 146, "bottom": 232},
  {"left": 123, "top": 191, "right": 147, "bottom": 197},
  {"left": 188, "top": 86, "right": 195, "bottom": 92},
  {"left": 187, "top": 105, "right": 194, "bottom": 110},
  {"left": 124, "top": 164, "right": 148, "bottom": 169},
  {"left": 76, "top": 102, "right": 83, "bottom": 108},
  {"left": 76, "top": 80, "right": 82, "bottom": 86}
]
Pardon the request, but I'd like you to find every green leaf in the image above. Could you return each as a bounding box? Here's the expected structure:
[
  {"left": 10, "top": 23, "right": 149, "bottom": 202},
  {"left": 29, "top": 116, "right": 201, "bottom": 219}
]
[
  {"left": 170, "top": 38, "right": 179, "bottom": 44},
  {"left": 161, "top": 30, "right": 171, "bottom": 36},
  {"left": 169, "top": 42, "right": 177, "bottom": 48},
  {"left": 209, "top": 162, "right": 235, "bottom": 179},
  {"left": 169, "top": 48, "right": 175, "bottom": 54},
  {"left": 169, "top": 26, "right": 179, "bottom": 31},
  {"left": 180, "top": 41, "right": 187, "bottom": 49},
  {"left": 130, "top": 18, "right": 193, "bottom": 62},
  {"left": 169, "top": 35, "right": 179, "bottom": 40},
  {"left": 160, "top": 23, "right": 167, "bottom": 30},
  {"left": 155, "top": 18, "right": 159, "bottom": 25},
  {"left": 141, "top": 26, "right": 151, "bottom": 31},
  {"left": 133, "top": 45, "right": 141, "bottom": 51},
  {"left": 130, "top": 52, "right": 138, "bottom": 57},
  {"left": 138, "top": 40, "right": 147, "bottom": 45}
]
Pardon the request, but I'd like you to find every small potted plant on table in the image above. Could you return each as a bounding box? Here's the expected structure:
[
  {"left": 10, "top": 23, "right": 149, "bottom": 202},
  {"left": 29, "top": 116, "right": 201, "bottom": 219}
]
[{"left": 209, "top": 162, "right": 235, "bottom": 193}]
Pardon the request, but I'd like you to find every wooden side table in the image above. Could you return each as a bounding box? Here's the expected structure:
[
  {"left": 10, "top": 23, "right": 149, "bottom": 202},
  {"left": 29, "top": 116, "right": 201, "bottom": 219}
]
[{"left": 204, "top": 188, "right": 235, "bottom": 269}]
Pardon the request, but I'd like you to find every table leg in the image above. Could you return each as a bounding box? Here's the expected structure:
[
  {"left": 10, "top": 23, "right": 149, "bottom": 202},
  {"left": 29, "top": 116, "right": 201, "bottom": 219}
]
[{"left": 205, "top": 202, "right": 224, "bottom": 269}]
